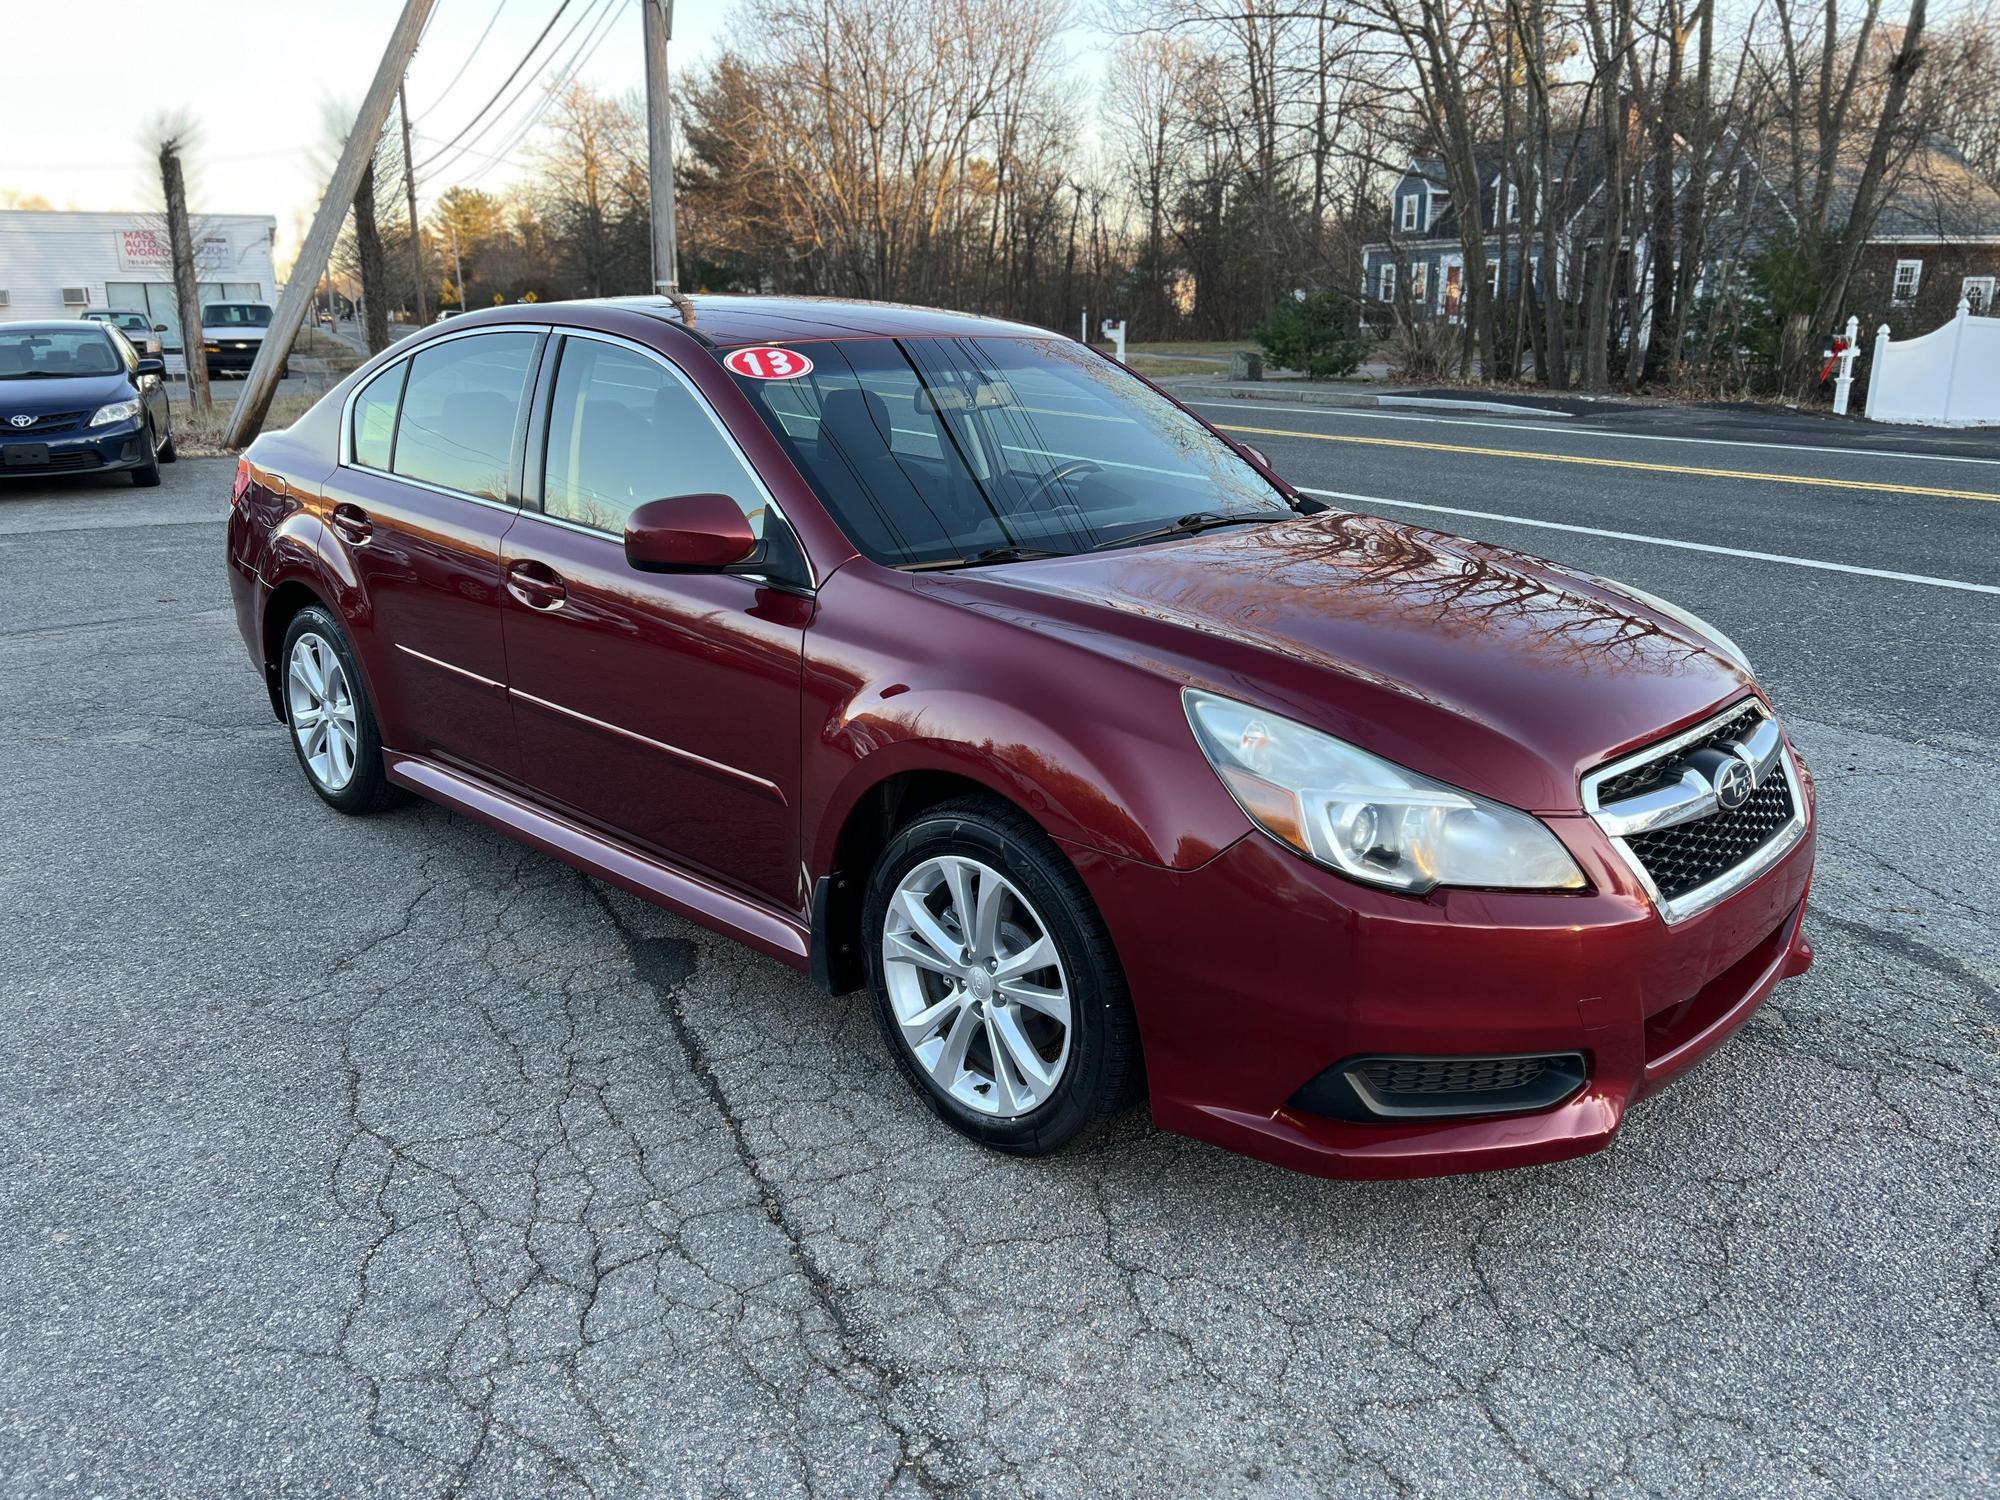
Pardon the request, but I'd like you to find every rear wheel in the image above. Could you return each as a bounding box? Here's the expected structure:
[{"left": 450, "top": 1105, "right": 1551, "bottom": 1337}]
[
  {"left": 280, "top": 605, "right": 400, "bottom": 814},
  {"left": 864, "top": 796, "right": 1140, "bottom": 1155}
]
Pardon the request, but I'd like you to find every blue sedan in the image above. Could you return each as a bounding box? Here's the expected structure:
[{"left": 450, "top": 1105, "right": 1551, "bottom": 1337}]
[{"left": 0, "top": 321, "right": 177, "bottom": 486}]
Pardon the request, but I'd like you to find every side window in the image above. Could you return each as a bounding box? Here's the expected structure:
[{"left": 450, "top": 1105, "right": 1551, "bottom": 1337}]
[
  {"left": 351, "top": 361, "right": 407, "bottom": 471},
  {"left": 392, "top": 331, "right": 538, "bottom": 500},
  {"left": 542, "top": 339, "right": 767, "bottom": 537}
]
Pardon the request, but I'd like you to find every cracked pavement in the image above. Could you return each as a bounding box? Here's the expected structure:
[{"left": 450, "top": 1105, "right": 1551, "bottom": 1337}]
[{"left": 1, "top": 459, "right": 1995, "bottom": 1498}]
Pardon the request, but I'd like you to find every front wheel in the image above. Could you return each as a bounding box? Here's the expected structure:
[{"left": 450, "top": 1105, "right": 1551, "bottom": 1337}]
[
  {"left": 863, "top": 796, "right": 1140, "bottom": 1155},
  {"left": 129, "top": 424, "right": 161, "bottom": 487},
  {"left": 280, "top": 605, "right": 401, "bottom": 814}
]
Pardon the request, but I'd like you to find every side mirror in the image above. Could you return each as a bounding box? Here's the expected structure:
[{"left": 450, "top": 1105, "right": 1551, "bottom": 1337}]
[
  {"left": 135, "top": 357, "right": 166, "bottom": 377},
  {"left": 1238, "top": 442, "right": 1270, "bottom": 469},
  {"left": 624, "top": 493, "right": 760, "bottom": 572},
  {"left": 154, "top": 323, "right": 168, "bottom": 332}
]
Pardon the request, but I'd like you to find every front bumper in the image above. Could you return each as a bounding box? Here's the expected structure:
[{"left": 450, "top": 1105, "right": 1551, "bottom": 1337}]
[
  {"left": 205, "top": 343, "right": 267, "bottom": 372},
  {"left": 0, "top": 420, "right": 151, "bottom": 479},
  {"left": 1067, "top": 759, "right": 1816, "bottom": 1179}
]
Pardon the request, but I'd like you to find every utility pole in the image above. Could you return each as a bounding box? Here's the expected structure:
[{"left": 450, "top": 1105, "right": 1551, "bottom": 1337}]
[
  {"left": 448, "top": 216, "right": 464, "bottom": 310},
  {"left": 399, "top": 78, "right": 427, "bottom": 324},
  {"left": 226, "top": 0, "right": 436, "bottom": 448},
  {"left": 642, "top": 0, "right": 680, "bottom": 296},
  {"left": 156, "top": 137, "right": 212, "bottom": 411}
]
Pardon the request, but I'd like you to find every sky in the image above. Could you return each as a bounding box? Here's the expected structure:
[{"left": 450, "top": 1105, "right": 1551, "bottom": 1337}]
[{"left": 0, "top": 0, "right": 739, "bottom": 272}]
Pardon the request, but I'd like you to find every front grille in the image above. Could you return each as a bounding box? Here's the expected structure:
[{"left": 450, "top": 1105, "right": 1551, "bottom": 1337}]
[
  {"left": 1623, "top": 774, "right": 1795, "bottom": 900},
  {"left": 1597, "top": 701, "right": 1762, "bottom": 804},
  {"left": 5, "top": 410, "right": 84, "bottom": 435},
  {"left": 1355, "top": 1056, "right": 1549, "bottom": 1095},
  {"left": 42, "top": 450, "right": 104, "bottom": 471}
]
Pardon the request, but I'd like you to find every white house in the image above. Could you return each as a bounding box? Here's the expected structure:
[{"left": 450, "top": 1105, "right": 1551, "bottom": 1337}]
[{"left": 0, "top": 210, "right": 279, "bottom": 365}]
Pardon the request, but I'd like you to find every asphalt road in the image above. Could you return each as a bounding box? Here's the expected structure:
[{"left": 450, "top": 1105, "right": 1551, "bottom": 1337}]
[{"left": 2, "top": 422, "right": 1996, "bottom": 1499}]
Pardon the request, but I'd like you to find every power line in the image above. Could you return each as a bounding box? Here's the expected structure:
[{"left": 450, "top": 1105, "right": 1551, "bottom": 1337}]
[
  {"left": 411, "top": 0, "right": 514, "bottom": 124},
  {"left": 453, "top": 0, "right": 629, "bottom": 189},
  {"left": 419, "top": 0, "right": 578, "bottom": 165},
  {"left": 420, "top": 0, "right": 622, "bottom": 181}
]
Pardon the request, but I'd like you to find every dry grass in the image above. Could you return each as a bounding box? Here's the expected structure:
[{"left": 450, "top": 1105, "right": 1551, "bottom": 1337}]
[
  {"left": 1125, "top": 354, "right": 1231, "bottom": 378},
  {"left": 174, "top": 392, "right": 317, "bottom": 457}
]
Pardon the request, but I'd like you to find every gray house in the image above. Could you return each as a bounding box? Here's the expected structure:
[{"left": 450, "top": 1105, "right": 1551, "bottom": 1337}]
[{"left": 1359, "top": 133, "right": 2000, "bottom": 338}]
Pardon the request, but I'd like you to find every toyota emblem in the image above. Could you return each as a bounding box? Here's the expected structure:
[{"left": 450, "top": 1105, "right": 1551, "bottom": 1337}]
[
  {"left": 7, "top": 415, "right": 34, "bottom": 428},
  {"left": 1710, "top": 758, "right": 1754, "bottom": 811}
]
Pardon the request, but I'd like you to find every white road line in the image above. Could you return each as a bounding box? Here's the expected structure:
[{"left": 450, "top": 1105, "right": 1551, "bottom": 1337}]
[
  {"left": 1300, "top": 487, "right": 2000, "bottom": 596},
  {"left": 1187, "top": 400, "right": 2000, "bottom": 469}
]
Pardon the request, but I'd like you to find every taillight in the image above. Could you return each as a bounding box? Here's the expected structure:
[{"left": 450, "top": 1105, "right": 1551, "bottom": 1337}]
[{"left": 230, "top": 458, "right": 253, "bottom": 511}]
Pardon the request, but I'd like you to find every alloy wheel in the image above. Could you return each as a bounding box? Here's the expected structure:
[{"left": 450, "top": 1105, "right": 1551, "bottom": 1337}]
[
  {"left": 287, "top": 632, "right": 359, "bottom": 791},
  {"left": 881, "top": 854, "right": 1072, "bottom": 1117}
]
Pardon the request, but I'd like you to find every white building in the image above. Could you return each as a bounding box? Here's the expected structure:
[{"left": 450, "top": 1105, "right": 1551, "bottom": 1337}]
[{"left": 0, "top": 209, "right": 279, "bottom": 365}]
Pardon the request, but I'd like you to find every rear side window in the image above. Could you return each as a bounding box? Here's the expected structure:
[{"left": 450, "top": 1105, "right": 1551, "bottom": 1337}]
[
  {"left": 392, "top": 331, "right": 538, "bottom": 501},
  {"left": 351, "top": 362, "right": 406, "bottom": 470},
  {"left": 541, "top": 338, "right": 767, "bottom": 536}
]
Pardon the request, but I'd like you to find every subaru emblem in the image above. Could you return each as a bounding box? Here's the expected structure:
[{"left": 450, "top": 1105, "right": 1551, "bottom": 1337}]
[{"left": 1711, "top": 758, "right": 1753, "bottom": 811}]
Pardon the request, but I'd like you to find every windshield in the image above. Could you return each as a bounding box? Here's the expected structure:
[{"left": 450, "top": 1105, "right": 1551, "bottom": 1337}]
[
  {"left": 726, "top": 335, "right": 1290, "bottom": 566},
  {"left": 0, "top": 329, "right": 122, "bottom": 379},
  {"left": 205, "top": 304, "right": 272, "bottom": 327}
]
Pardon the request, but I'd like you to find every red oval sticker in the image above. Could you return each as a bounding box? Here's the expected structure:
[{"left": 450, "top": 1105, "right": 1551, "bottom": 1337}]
[{"left": 724, "top": 346, "right": 815, "bottom": 380}]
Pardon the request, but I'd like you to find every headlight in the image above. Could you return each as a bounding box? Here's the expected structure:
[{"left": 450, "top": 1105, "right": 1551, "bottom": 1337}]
[
  {"left": 1602, "top": 578, "right": 1751, "bottom": 673},
  {"left": 89, "top": 399, "right": 142, "bottom": 428},
  {"left": 1183, "top": 689, "right": 1586, "bottom": 894}
]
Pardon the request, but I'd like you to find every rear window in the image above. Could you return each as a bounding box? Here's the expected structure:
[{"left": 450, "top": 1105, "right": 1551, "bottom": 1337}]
[
  {"left": 351, "top": 361, "right": 407, "bottom": 471},
  {"left": 390, "top": 332, "right": 538, "bottom": 500}
]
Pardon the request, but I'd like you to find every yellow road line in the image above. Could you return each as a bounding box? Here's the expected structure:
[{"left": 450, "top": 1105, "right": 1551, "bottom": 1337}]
[{"left": 1215, "top": 422, "right": 2000, "bottom": 505}]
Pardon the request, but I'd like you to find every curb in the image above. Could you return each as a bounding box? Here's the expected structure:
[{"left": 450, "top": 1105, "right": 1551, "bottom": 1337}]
[{"left": 1173, "top": 382, "right": 1570, "bottom": 418}]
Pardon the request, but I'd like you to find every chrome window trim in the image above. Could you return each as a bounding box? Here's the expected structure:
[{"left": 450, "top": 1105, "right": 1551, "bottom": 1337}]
[
  {"left": 534, "top": 326, "right": 817, "bottom": 589},
  {"left": 1581, "top": 696, "right": 1808, "bottom": 925}
]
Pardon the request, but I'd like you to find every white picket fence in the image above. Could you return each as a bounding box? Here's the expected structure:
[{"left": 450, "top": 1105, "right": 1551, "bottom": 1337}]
[{"left": 1864, "top": 296, "right": 2000, "bottom": 427}]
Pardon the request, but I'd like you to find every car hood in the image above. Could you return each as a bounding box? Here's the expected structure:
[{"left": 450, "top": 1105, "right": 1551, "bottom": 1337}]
[
  {"left": 945, "top": 510, "right": 1755, "bottom": 813},
  {"left": 0, "top": 372, "right": 133, "bottom": 415}
]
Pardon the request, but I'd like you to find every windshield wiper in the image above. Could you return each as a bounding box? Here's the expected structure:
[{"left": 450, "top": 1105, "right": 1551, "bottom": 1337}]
[
  {"left": 1087, "top": 511, "right": 1273, "bottom": 553},
  {"left": 898, "top": 545, "right": 1074, "bottom": 572}
]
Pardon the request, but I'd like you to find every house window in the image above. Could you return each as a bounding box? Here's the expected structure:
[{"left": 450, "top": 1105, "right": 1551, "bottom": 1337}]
[
  {"left": 1963, "top": 276, "right": 1995, "bottom": 314},
  {"left": 1488, "top": 259, "right": 1502, "bottom": 298},
  {"left": 1400, "top": 194, "right": 1420, "bottom": 232},
  {"left": 1378, "top": 262, "right": 1397, "bottom": 302},
  {"left": 1892, "top": 259, "right": 1923, "bottom": 304},
  {"left": 1410, "top": 262, "right": 1429, "bottom": 305}
]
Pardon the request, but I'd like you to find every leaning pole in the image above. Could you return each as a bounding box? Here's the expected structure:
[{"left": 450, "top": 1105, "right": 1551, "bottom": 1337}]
[{"left": 225, "top": 0, "right": 437, "bottom": 450}]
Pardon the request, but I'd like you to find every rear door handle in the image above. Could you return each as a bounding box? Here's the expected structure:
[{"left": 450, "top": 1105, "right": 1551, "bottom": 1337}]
[
  {"left": 329, "top": 502, "right": 372, "bottom": 545},
  {"left": 506, "top": 558, "right": 567, "bottom": 610}
]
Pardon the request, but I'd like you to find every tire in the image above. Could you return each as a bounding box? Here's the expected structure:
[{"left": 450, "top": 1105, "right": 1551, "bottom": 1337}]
[
  {"left": 129, "top": 424, "right": 162, "bottom": 487},
  {"left": 278, "top": 604, "right": 401, "bottom": 815},
  {"left": 159, "top": 425, "right": 177, "bottom": 464},
  {"left": 863, "top": 795, "right": 1140, "bottom": 1155}
]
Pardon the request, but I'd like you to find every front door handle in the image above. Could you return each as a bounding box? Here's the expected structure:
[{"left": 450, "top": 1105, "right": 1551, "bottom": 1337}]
[
  {"left": 506, "top": 558, "right": 568, "bottom": 610},
  {"left": 329, "top": 501, "right": 372, "bottom": 545}
]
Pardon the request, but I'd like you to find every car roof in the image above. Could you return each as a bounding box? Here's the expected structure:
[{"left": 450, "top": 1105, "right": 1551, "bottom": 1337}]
[
  {"left": 450, "top": 294, "right": 1056, "bottom": 348},
  {"left": 3, "top": 320, "right": 113, "bottom": 334}
]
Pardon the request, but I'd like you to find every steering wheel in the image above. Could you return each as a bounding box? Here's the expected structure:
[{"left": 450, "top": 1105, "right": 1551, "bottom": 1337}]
[{"left": 1015, "top": 458, "right": 1105, "bottom": 512}]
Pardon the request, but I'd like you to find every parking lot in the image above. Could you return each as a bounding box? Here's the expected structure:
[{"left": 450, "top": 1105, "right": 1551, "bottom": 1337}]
[{"left": 2, "top": 410, "right": 1996, "bottom": 1497}]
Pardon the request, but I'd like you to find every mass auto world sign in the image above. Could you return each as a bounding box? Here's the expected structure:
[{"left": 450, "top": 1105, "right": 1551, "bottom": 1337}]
[{"left": 115, "top": 227, "right": 232, "bottom": 273}]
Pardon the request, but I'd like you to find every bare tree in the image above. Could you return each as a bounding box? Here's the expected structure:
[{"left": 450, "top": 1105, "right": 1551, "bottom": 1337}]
[{"left": 151, "top": 122, "right": 212, "bottom": 411}]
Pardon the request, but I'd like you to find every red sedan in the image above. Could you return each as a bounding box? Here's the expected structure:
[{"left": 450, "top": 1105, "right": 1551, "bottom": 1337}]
[{"left": 226, "top": 296, "right": 1815, "bottom": 1179}]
